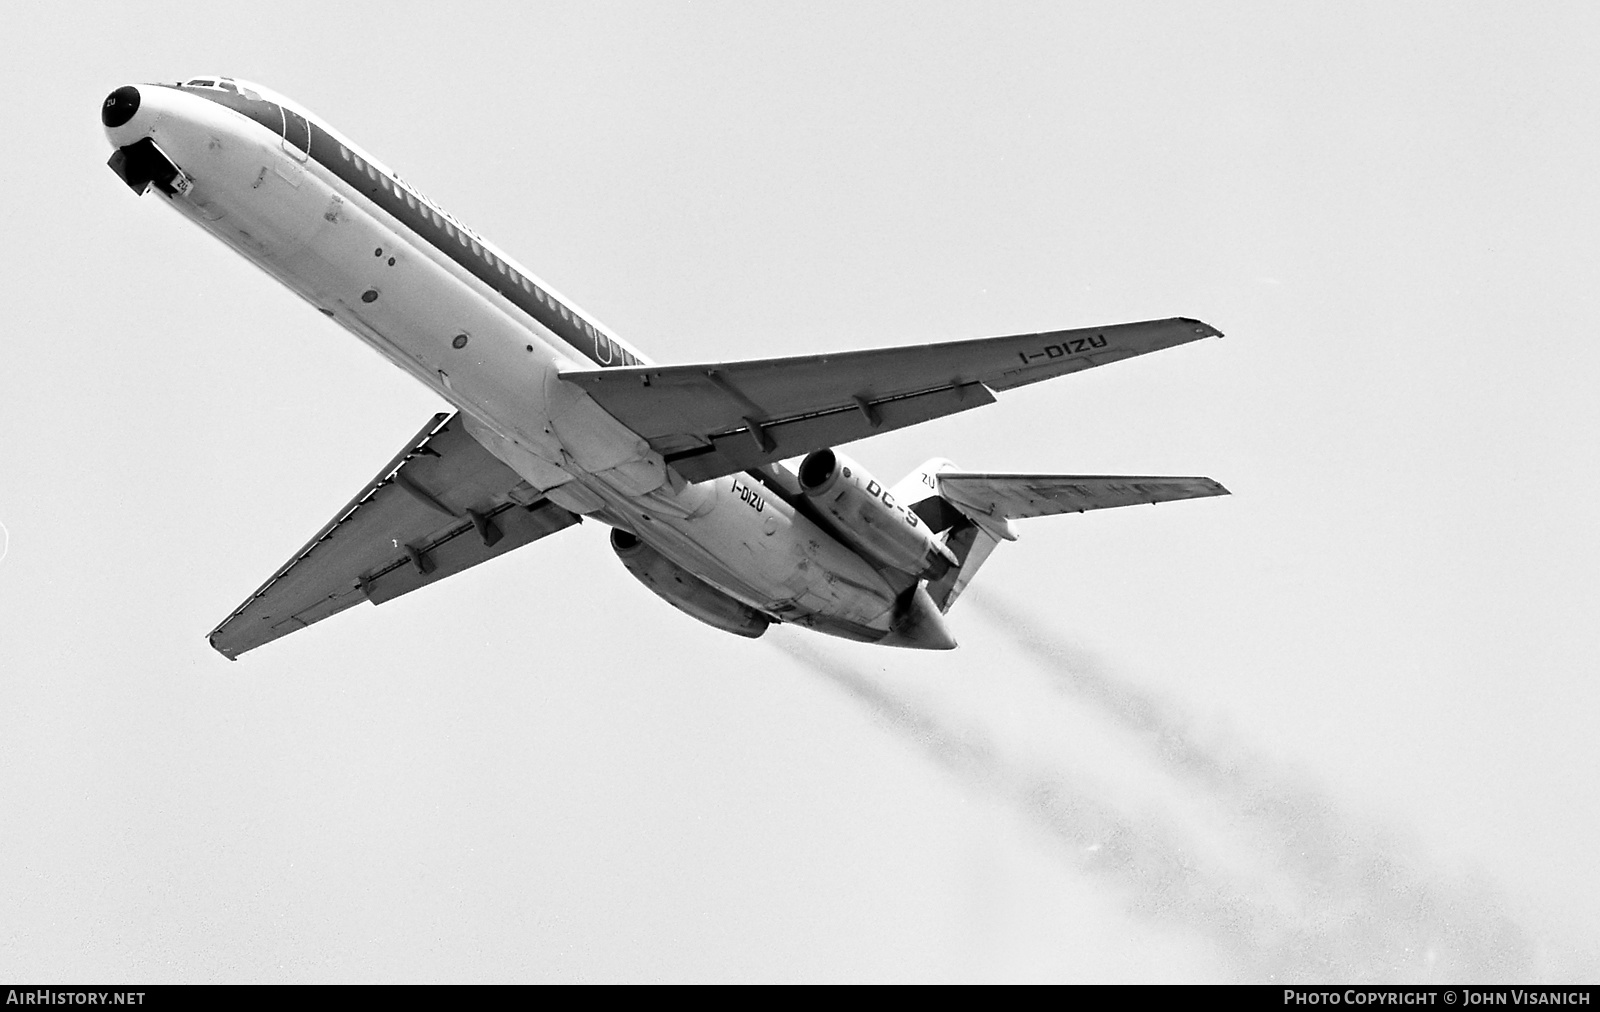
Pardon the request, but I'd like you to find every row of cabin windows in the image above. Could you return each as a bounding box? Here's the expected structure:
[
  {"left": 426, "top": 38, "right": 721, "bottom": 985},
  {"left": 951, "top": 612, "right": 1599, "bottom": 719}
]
[
  {"left": 333, "top": 142, "right": 642, "bottom": 367},
  {"left": 168, "top": 83, "right": 640, "bottom": 368},
  {"left": 175, "top": 84, "right": 639, "bottom": 365}
]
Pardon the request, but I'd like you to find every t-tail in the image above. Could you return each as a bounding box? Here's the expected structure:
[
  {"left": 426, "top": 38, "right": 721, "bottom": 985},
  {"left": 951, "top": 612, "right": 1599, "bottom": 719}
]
[{"left": 795, "top": 449, "right": 1230, "bottom": 644}]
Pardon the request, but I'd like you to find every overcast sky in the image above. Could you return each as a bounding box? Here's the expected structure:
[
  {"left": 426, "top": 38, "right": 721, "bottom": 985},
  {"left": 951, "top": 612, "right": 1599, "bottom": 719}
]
[{"left": 3, "top": 1, "right": 1598, "bottom": 982}]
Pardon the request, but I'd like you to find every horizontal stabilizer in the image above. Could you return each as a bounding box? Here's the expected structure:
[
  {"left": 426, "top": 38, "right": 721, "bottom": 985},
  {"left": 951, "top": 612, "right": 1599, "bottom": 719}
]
[{"left": 936, "top": 473, "right": 1229, "bottom": 526}]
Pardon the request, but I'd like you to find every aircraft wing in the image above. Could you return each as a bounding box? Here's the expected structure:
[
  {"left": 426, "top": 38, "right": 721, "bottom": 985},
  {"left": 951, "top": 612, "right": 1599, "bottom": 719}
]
[
  {"left": 936, "top": 473, "right": 1230, "bottom": 524},
  {"left": 559, "top": 317, "right": 1221, "bottom": 483},
  {"left": 208, "top": 412, "right": 581, "bottom": 659}
]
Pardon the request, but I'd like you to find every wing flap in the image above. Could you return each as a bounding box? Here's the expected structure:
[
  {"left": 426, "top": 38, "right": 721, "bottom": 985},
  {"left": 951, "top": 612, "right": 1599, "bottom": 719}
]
[
  {"left": 208, "top": 413, "right": 580, "bottom": 659},
  {"left": 936, "top": 473, "right": 1230, "bottom": 521},
  {"left": 665, "top": 382, "right": 995, "bottom": 483},
  {"left": 358, "top": 498, "right": 578, "bottom": 606},
  {"left": 560, "top": 317, "right": 1219, "bottom": 484}
]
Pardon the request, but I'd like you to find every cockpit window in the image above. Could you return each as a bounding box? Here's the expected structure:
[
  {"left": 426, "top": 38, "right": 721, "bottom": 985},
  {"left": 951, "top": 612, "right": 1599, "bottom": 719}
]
[
  {"left": 216, "top": 80, "right": 237, "bottom": 93},
  {"left": 186, "top": 78, "right": 216, "bottom": 88}
]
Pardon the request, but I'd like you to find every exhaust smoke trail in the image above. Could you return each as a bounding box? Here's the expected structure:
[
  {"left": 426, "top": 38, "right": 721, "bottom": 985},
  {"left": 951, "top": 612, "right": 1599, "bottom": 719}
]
[
  {"left": 965, "top": 592, "right": 1558, "bottom": 980},
  {"left": 770, "top": 615, "right": 1569, "bottom": 981},
  {"left": 769, "top": 631, "right": 1298, "bottom": 978}
]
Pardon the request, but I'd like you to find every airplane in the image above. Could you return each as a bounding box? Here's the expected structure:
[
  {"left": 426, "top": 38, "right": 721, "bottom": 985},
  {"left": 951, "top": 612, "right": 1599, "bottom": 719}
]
[{"left": 101, "top": 76, "right": 1229, "bottom": 658}]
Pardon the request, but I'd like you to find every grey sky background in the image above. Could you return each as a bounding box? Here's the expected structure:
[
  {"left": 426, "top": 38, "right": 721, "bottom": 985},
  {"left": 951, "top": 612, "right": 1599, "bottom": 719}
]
[{"left": 2, "top": 1, "right": 1598, "bottom": 982}]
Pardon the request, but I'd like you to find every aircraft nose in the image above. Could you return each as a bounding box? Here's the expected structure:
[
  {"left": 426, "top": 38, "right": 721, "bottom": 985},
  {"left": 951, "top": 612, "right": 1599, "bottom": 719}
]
[{"left": 101, "top": 86, "right": 140, "bottom": 128}]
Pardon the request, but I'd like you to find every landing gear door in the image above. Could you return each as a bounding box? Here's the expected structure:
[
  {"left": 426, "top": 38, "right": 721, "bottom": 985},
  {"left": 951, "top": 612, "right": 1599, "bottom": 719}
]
[{"left": 281, "top": 107, "right": 311, "bottom": 162}]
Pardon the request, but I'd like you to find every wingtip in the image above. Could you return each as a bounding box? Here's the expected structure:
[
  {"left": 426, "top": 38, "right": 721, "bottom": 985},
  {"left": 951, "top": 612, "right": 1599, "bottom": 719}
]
[
  {"left": 1177, "top": 317, "right": 1224, "bottom": 339},
  {"left": 206, "top": 631, "right": 239, "bottom": 662}
]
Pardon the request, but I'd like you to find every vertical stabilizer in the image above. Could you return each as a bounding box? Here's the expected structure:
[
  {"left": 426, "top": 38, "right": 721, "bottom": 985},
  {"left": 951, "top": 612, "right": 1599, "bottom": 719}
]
[
  {"left": 926, "top": 521, "right": 1002, "bottom": 613},
  {"left": 889, "top": 458, "right": 1006, "bottom": 615}
]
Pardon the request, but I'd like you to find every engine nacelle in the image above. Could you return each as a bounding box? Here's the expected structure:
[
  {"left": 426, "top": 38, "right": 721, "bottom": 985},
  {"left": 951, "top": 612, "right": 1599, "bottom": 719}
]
[
  {"left": 797, "top": 449, "right": 958, "bottom": 579},
  {"left": 611, "top": 528, "right": 770, "bottom": 639}
]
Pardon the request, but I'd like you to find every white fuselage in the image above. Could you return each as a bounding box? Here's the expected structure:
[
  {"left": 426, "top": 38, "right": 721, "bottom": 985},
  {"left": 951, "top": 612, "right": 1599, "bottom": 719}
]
[{"left": 105, "top": 79, "right": 903, "bottom": 637}]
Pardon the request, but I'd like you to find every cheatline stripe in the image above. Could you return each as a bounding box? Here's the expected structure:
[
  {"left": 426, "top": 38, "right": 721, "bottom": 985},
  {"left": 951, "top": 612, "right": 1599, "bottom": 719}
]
[{"left": 169, "top": 84, "right": 644, "bottom": 370}]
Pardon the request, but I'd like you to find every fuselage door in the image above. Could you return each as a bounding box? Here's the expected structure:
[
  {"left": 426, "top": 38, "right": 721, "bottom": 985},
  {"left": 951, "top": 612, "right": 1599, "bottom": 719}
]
[{"left": 280, "top": 107, "right": 311, "bottom": 161}]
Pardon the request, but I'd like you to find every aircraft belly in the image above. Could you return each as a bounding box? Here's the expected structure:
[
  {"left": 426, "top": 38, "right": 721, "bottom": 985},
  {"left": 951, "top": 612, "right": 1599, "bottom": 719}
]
[
  {"left": 631, "top": 475, "right": 899, "bottom": 631},
  {"left": 542, "top": 371, "right": 668, "bottom": 497},
  {"left": 160, "top": 129, "right": 603, "bottom": 491}
]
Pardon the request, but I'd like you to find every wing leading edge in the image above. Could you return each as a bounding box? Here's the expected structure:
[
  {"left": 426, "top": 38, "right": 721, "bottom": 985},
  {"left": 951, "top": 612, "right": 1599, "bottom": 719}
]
[
  {"left": 208, "top": 413, "right": 580, "bottom": 659},
  {"left": 559, "top": 317, "right": 1221, "bottom": 484}
]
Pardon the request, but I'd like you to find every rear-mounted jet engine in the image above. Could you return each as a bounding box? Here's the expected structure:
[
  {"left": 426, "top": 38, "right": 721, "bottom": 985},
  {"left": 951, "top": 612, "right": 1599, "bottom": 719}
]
[{"left": 798, "top": 449, "right": 959, "bottom": 579}]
